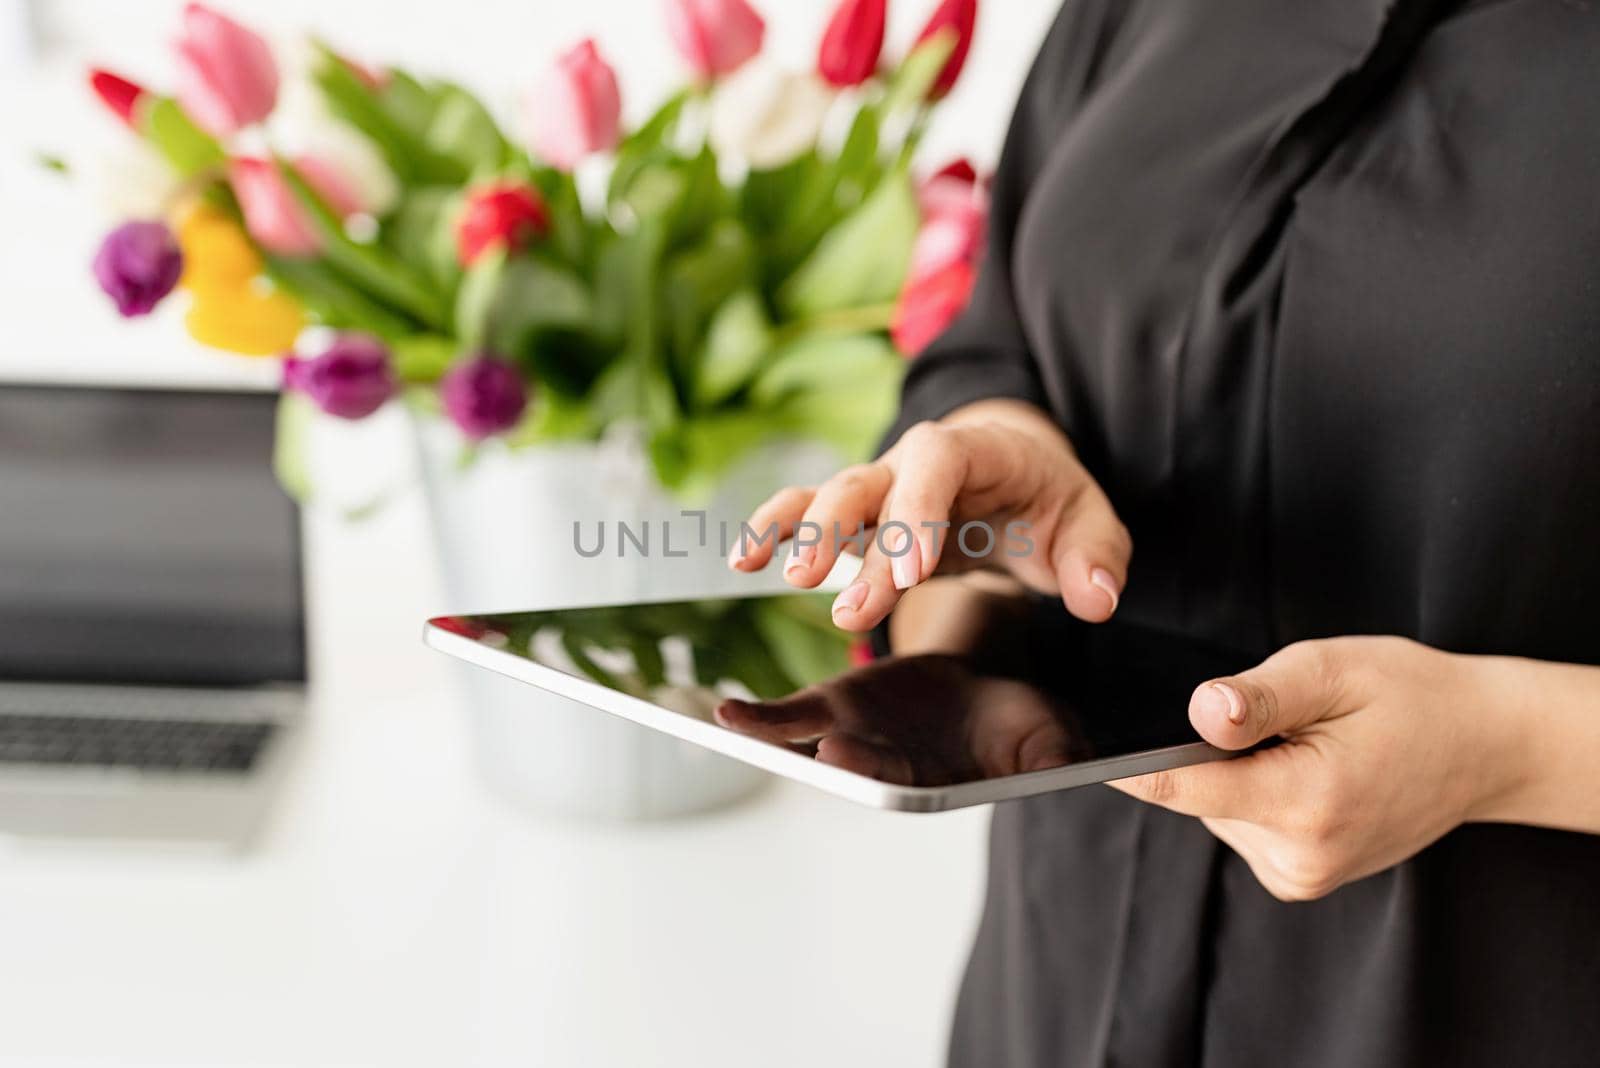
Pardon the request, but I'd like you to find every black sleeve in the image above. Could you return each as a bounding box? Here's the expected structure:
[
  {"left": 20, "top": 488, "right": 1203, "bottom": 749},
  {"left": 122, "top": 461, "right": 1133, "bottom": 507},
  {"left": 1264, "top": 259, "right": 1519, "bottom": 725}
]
[{"left": 882, "top": 0, "right": 1128, "bottom": 448}]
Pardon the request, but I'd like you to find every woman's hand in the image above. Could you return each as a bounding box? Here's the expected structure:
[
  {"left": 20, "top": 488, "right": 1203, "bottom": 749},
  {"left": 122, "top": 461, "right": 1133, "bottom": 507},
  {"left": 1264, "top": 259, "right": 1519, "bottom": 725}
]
[
  {"left": 714, "top": 653, "right": 1087, "bottom": 786},
  {"left": 1110, "top": 636, "right": 1535, "bottom": 902},
  {"left": 729, "top": 399, "right": 1131, "bottom": 632}
]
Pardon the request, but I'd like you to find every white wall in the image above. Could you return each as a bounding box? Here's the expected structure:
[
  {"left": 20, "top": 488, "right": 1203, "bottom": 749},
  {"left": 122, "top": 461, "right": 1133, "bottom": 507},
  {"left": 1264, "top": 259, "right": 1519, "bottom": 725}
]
[{"left": 1, "top": 0, "right": 1058, "bottom": 388}]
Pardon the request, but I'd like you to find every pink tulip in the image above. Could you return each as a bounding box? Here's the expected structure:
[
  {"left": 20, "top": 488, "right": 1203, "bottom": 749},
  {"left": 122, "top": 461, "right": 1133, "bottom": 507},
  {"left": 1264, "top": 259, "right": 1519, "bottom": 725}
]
[
  {"left": 908, "top": 196, "right": 986, "bottom": 285},
  {"left": 230, "top": 157, "right": 358, "bottom": 257},
  {"left": 529, "top": 39, "right": 623, "bottom": 171},
  {"left": 917, "top": 156, "right": 983, "bottom": 218},
  {"left": 912, "top": 0, "right": 977, "bottom": 99},
  {"left": 174, "top": 3, "right": 279, "bottom": 137},
  {"left": 665, "top": 0, "right": 765, "bottom": 80},
  {"left": 292, "top": 156, "right": 366, "bottom": 218},
  {"left": 817, "top": 0, "right": 886, "bottom": 89}
]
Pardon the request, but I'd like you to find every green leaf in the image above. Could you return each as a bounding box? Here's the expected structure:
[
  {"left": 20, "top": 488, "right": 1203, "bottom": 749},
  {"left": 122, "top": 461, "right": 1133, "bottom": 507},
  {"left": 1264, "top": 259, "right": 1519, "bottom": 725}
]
[
  {"left": 265, "top": 256, "right": 417, "bottom": 339},
  {"left": 752, "top": 599, "right": 851, "bottom": 690},
  {"left": 834, "top": 104, "right": 882, "bottom": 183},
  {"left": 472, "top": 255, "right": 592, "bottom": 358},
  {"left": 392, "top": 335, "right": 459, "bottom": 382},
  {"left": 385, "top": 186, "right": 463, "bottom": 296},
  {"left": 749, "top": 331, "right": 900, "bottom": 407},
  {"left": 279, "top": 160, "right": 448, "bottom": 328},
  {"left": 668, "top": 145, "right": 728, "bottom": 247},
  {"left": 778, "top": 169, "right": 919, "bottom": 317},
  {"left": 311, "top": 48, "right": 424, "bottom": 182},
  {"left": 141, "top": 98, "right": 225, "bottom": 178},
  {"left": 273, "top": 392, "right": 315, "bottom": 503},
  {"left": 310, "top": 45, "right": 466, "bottom": 185},
  {"left": 713, "top": 622, "right": 809, "bottom": 699},
  {"left": 561, "top": 633, "right": 628, "bottom": 693},
  {"left": 618, "top": 88, "right": 689, "bottom": 157},
  {"left": 692, "top": 289, "right": 773, "bottom": 408},
  {"left": 586, "top": 221, "right": 678, "bottom": 433},
  {"left": 648, "top": 409, "right": 782, "bottom": 498},
  {"left": 739, "top": 152, "right": 820, "bottom": 236},
  {"left": 611, "top": 145, "right": 728, "bottom": 250},
  {"left": 882, "top": 29, "right": 958, "bottom": 116},
  {"left": 378, "top": 69, "right": 440, "bottom": 138},
  {"left": 662, "top": 218, "right": 755, "bottom": 375},
  {"left": 426, "top": 85, "right": 509, "bottom": 175},
  {"left": 506, "top": 386, "right": 595, "bottom": 446},
  {"left": 770, "top": 358, "right": 905, "bottom": 460},
  {"left": 453, "top": 246, "right": 507, "bottom": 352},
  {"left": 538, "top": 172, "right": 589, "bottom": 269}
]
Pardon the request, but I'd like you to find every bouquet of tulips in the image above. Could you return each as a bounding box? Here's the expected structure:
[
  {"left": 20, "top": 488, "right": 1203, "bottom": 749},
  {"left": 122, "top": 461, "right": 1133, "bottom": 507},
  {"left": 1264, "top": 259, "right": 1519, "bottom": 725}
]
[{"left": 85, "top": 0, "right": 988, "bottom": 497}]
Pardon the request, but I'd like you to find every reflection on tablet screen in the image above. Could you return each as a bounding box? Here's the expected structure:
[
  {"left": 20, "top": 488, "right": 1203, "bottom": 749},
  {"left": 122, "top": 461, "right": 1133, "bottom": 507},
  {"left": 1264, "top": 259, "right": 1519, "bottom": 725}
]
[{"left": 432, "top": 595, "right": 1253, "bottom": 789}]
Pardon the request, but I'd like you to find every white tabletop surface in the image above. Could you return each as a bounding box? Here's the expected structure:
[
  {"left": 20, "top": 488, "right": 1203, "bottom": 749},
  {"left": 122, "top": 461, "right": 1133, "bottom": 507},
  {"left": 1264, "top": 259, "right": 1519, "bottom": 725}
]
[{"left": 0, "top": 491, "right": 991, "bottom": 1068}]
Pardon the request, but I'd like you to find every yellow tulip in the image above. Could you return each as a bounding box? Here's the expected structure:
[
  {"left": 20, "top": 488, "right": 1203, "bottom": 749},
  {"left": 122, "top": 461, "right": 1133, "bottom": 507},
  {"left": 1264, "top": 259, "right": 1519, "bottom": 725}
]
[
  {"left": 185, "top": 282, "right": 306, "bottom": 357},
  {"left": 176, "top": 203, "right": 264, "bottom": 296}
]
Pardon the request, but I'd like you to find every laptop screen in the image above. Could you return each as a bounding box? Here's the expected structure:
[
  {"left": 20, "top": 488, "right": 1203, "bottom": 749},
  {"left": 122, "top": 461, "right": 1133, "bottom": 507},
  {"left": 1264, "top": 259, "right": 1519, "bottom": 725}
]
[{"left": 0, "top": 386, "right": 306, "bottom": 687}]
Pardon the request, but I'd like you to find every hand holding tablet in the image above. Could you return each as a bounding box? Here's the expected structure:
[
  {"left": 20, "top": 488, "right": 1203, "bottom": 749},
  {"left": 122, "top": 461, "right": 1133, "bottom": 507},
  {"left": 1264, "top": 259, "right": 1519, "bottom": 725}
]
[{"left": 426, "top": 590, "right": 1254, "bottom": 812}]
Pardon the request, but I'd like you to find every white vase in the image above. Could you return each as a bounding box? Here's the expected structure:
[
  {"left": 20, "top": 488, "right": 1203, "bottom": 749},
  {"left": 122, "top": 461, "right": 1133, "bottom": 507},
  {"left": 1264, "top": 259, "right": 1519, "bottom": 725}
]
[{"left": 413, "top": 417, "right": 845, "bottom": 821}]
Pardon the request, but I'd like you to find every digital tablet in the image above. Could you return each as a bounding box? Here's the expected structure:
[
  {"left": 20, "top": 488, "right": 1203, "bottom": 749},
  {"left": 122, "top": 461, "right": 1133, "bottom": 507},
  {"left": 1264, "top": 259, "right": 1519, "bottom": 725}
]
[{"left": 423, "top": 592, "right": 1254, "bottom": 813}]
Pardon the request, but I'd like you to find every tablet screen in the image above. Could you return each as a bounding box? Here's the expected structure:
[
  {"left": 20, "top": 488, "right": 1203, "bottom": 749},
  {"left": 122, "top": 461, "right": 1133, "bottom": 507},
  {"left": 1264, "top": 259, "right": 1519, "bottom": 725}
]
[{"left": 432, "top": 594, "right": 1254, "bottom": 789}]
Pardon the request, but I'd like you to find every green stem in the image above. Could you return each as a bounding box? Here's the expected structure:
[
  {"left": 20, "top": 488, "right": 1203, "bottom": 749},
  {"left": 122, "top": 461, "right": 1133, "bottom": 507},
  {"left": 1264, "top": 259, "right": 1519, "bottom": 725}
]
[
  {"left": 894, "top": 109, "right": 931, "bottom": 171},
  {"left": 770, "top": 302, "right": 898, "bottom": 349}
]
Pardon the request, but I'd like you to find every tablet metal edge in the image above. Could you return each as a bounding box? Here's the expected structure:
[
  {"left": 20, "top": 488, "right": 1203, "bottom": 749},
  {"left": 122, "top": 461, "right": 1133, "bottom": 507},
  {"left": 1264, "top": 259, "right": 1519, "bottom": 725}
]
[{"left": 423, "top": 620, "right": 1231, "bottom": 814}]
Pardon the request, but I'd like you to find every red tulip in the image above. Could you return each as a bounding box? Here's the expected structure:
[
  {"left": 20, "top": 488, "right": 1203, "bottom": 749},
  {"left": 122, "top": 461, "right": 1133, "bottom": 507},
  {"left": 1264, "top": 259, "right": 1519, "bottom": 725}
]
[
  {"left": 89, "top": 69, "right": 149, "bottom": 128},
  {"left": 528, "top": 39, "right": 623, "bottom": 171},
  {"left": 665, "top": 0, "right": 766, "bottom": 80},
  {"left": 848, "top": 638, "right": 876, "bottom": 668},
  {"left": 456, "top": 182, "right": 550, "bottom": 267},
  {"left": 431, "top": 616, "right": 494, "bottom": 641},
  {"left": 173, "top": 3, "right": 280, "bottom": 137},
  {"left": 892, "top": 259, "right": 976, "bottom": 356},
  {"left": 912, "top": 0, "right": 977, "bottom": 99},
  {"left": 818, "top": 0, "right": 887, "bottom": 88},
  {"left": 929, "top": 157, "right": 977, "bottom": 186}
]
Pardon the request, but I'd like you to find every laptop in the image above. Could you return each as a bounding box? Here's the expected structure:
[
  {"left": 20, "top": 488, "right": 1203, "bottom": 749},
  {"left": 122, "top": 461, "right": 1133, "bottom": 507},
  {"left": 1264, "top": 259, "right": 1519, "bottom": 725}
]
[{"left": 0, "top": 384, "right": 307, "bottom": 848}]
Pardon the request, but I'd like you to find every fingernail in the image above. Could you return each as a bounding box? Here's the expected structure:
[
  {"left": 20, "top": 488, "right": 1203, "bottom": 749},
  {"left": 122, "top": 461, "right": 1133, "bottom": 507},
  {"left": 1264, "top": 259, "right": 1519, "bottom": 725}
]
[
  {"left": 1089, "top": 568, "right": 1121, "bottom": 614},
  {"left": 1197, "top": 682, "right": 1245, "bottom": 725},
  {"left": 713, "top": 699, "right": 744, "bottom": 728},
  {"left": 889, "top": 528, "right": 922, "bottom": 591},
  {"left": 727, "top": 539, "right": 746, "bottom": 571},
  {"left": 832, "top": 580, "right": 868, "bottom": 617},
  {"left": 785, "top": 540, "right": 815, "bottom": 577}
]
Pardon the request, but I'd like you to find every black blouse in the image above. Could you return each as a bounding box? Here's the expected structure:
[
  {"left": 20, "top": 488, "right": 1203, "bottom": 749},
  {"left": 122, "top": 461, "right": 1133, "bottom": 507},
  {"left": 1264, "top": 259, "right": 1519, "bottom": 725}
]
[{"left": 887, "top": 1, "right": 1600, "bottom": 1065}]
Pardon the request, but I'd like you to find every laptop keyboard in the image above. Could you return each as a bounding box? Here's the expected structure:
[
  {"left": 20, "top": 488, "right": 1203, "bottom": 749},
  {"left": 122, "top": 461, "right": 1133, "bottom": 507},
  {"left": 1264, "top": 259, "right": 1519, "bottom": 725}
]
[{"left": 0, "top": 707, "right": 280, "bottom": 774}]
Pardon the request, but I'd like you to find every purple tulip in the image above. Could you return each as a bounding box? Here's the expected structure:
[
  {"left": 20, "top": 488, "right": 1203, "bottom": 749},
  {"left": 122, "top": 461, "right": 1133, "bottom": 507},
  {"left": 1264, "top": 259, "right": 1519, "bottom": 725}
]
[
  {"left": 282, "top": 335, "right": 397, "bottom": 420},
  {"left": 93, "top": 221, "right": 184, "bottom": 318},
  {"left": 441, "top": 355, "right": 529, "bottom": 440}
]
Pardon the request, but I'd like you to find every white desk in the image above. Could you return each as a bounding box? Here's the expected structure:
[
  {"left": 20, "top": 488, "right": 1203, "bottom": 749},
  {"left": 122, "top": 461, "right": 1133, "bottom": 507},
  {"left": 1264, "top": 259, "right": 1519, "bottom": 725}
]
[{"left": 0, "top": 492, "right": 990, "bottom": 1068}]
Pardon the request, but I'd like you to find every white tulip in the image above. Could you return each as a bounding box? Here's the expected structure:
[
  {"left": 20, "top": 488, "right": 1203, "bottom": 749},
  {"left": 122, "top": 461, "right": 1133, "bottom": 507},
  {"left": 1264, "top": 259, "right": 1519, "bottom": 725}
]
[
  {"left": 86, "top": 138, "right": 184, "bottom": 222},
  {"left": 709, "top": 63, "right": 835, "bottom": 170}
]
